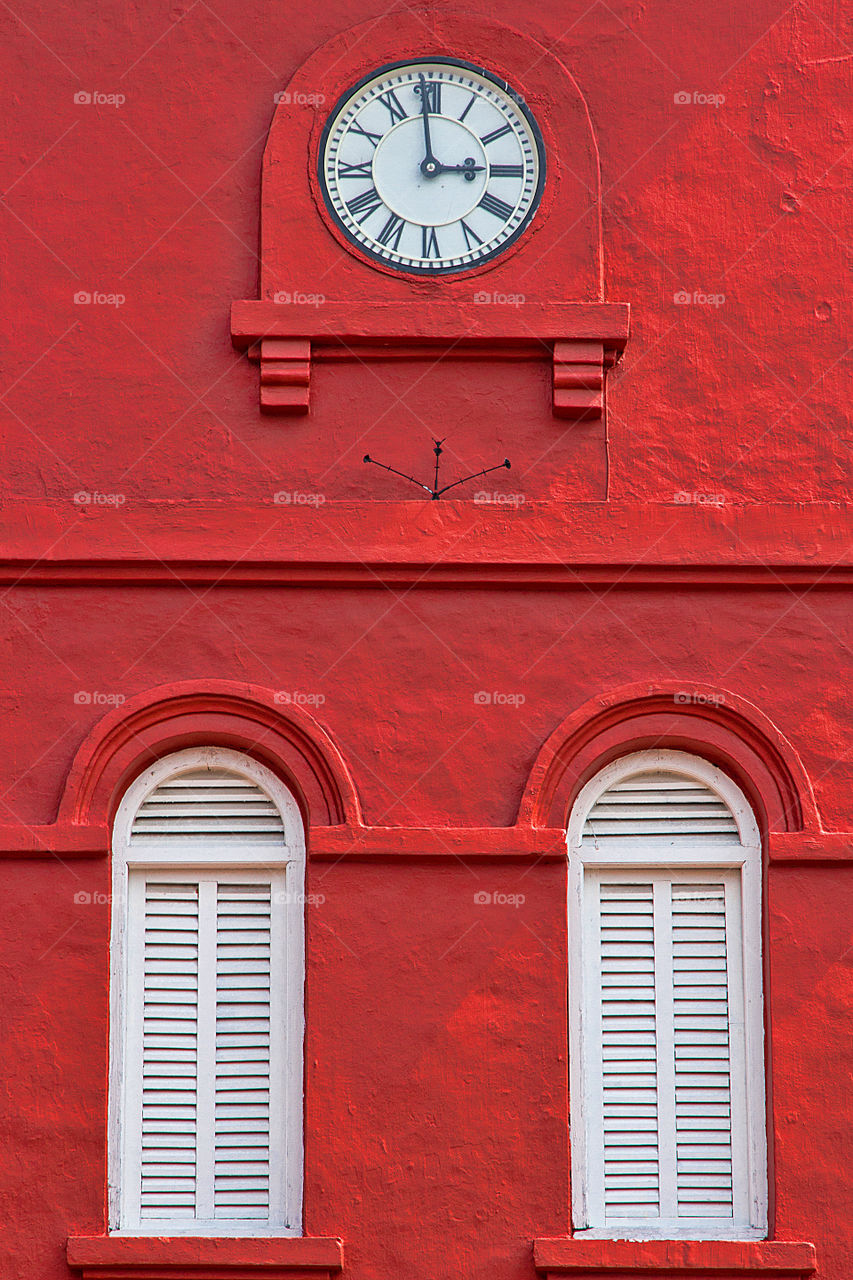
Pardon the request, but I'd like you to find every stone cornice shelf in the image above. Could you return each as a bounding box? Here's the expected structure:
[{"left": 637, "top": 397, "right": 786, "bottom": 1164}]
[{"left": 230, "top": 299, "right": 629, "bottom": 416}]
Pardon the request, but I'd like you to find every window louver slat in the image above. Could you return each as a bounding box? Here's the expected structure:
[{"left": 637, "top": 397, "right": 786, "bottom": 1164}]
[{"left": 131, "top": 769, "right": 285, "bottom": 843}]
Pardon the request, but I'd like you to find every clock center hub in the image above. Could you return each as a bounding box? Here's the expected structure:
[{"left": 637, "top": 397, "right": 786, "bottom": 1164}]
[{"left": 372, "top": 116, "right": 489, "bottom": 227}]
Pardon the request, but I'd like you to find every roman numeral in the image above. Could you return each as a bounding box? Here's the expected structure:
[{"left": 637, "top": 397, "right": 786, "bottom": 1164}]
[
  {"left": 421, "top": 81, "right": 442, "bottom": 112},
  {"left": 376, "top": 211, "right": 406, "bottom": 249},
  {"left": 338, "top": 161, "right": 374, "bottom": 180},
  {"left": 348, "top": 121, "right": 382, "bottom": 147},
  {"left": 346, "top": 186, "right": 383, "bottom": 222},
  {"left": 422, "top": 225, "right": 440, "bottom": 259},
  {"left": 378, "top": 89, "right": 407, "bottom": 122},
  {"left": 481, "top": 122, "right": 513, "bottom": 145},
  {"left": 460, "top": 219, "right": 483, "bottom": 249},
  {"left": 459, "top": 93, "right": 476, "bottom": 122},
  {"left": 489, "top": 164, "right": 524, "bottom": 178},
  {"left": 478, "top": 191, "right": 514, "bottom": 220}
]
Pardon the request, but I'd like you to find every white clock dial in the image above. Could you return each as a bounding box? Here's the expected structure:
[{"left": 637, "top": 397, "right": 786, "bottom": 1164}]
[{"left": 318, "top": 58, "right": 545, "bottom": 274}]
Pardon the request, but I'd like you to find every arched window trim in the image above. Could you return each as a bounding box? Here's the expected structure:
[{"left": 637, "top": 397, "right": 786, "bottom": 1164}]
[
  {"left": 567, "top": 749, "right": 768, "bottom": 1241},
  {"left": 109, "top": 746, "right": 306, "bottom": 1237}
]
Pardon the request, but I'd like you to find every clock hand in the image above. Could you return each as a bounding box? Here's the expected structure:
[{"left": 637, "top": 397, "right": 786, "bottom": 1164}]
[
  {"left": 415, "top": 74, "right": 441, "bottom": 178},
  {"left": 434, "top": 161, "right": 485, "bottom": 179}
]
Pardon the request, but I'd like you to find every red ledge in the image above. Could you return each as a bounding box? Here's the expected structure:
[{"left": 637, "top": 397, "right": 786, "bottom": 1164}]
[
  {"left": 309, "top": 824, "right": 566, "bottom": 860},
  {"left": 768, "top": 832, "right": 853, "bottom": 863},
  {"left": 533, "top": 1239, "right": 816, "bottom": 1278},
  {"left": 4, "top": 562, "right": 853, "bottom": 591},
  {"left": 0, "top": 823, "right": 107, "bottom": 858},
  {"left": 6, "top": 826, "right": 853, "bottom": 864},
  {"left": 0, "top": 824, "right": 567, "bottom": 861},
  {"left": 230, "top": 300, "right": 630, "bottom": 346},
  {"left": 66, "top": 1236, "right": 343, "bottom": 1278}
]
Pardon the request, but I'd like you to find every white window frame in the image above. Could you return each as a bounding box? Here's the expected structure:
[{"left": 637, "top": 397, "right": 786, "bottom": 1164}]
[
  {"left": 567, "top": 749, "right": 768, "bottom": 1240},
  {"left": 108, "top": 746, "right": 306, "bottom": 1237}
]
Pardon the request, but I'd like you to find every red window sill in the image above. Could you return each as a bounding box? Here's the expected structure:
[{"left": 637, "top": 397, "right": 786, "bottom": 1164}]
[
  {"left": 533, "top": 1238, "right": 816, "bottom": 1278},
  {"left": 66, "top": 1236, "right": 343, "bottom": 1279}
]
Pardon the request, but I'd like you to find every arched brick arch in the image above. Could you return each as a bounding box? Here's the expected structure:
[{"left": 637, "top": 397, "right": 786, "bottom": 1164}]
[
  {"left": 517, "top": 681, "right": 819, "bottom": 837},
  {"left": 58, "top": 680, "right": 361, "bottom": 831}
]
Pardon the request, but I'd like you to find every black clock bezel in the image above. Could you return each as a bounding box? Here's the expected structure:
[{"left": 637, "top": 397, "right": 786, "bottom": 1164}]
[{"left": 317, "top": 56, "right": 547, "bottom": 276}]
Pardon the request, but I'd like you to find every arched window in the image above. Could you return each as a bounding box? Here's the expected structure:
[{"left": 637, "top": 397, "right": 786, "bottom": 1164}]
[
  {"left": 567, "top": 750, "right": 767, "bottom": 1240},
  {"left": 108, "top": 747, "right": 305, "bottom": 1236}
]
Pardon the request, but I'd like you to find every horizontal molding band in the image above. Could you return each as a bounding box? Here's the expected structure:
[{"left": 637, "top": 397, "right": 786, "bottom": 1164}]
[
  {"left": 5, "top": 503, "right": 853, "bottom": 575},
  {"left": 1, "top": 826, "right": 851, "bottom": 863},
  {"left": 2, "top": 562, "right": 853, "bottom": 589}
]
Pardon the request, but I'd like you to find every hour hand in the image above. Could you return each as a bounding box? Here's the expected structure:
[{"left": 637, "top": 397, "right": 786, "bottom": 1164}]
[
  {"left": 431, "top": 156, "right": 486, "bottom": 183},
  {"left": 436, "top": 160, "right": 485, "bottom": 179}
]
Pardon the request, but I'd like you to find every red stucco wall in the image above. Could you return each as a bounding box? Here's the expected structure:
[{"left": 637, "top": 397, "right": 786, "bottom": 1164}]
[{"left": 0, "top": 1, "right": 850, "bottom": 1278}]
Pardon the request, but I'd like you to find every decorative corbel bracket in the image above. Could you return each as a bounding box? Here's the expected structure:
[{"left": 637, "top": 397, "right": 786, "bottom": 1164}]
[
  {"left": 253, "top": 337, "right": 311, "bottom": 413},
  {"left": 233, "top": 301, "right": 629, "bottom": 419},
  {"left": 552, "top": 339, "right": 618, "bottom": 419}
]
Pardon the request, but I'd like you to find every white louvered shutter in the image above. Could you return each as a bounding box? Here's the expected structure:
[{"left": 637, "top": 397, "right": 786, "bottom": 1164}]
[
  {"left": 572, "top": 758, "right": 765, "bottom": 1239},
  {"left": 119, "top": 761, "right": 297, "bottom": 1234},
  {"left": 582, "top": 770, "right": 740, "bottom": 845},
  {"left": 131, "top": 768, "right": 285, "bottom": 844},
  {"left": 137, "top": 880, "right": 200, "bottom": 1220},
  {"left": 214, "top": 880, "right": 276, "bottom": 1220},
  {"left": 587, "top": 872, "right": 745, "bottom": 1231},
  {"left": 126, "top": 870, "right": 287, "bottom": 1230}
]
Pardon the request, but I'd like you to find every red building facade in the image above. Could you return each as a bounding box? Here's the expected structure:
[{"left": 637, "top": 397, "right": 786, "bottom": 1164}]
[{"left": 1, "top": 3, "right": 850, "bottom": 1280}]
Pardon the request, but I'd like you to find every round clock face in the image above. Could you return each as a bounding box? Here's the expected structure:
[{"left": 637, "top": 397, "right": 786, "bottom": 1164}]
[{"left": 318, "top": 58, "right": 546, "bottom": 275}]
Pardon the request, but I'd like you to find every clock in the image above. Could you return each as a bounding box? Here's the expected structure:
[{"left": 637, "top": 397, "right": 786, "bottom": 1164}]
[{"left": 318, "top": 58, "right": 546, "bottom": 275}]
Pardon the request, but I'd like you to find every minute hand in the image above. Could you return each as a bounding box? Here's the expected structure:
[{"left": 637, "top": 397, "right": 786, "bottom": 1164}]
[{"left": 417, "top": 75, "right": 440, "bottom": 177}]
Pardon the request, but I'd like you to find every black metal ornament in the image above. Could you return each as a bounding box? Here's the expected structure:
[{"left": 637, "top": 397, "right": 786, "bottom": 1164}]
[{"left": 364, "top": 438, "right": 511, "bottom": 500}]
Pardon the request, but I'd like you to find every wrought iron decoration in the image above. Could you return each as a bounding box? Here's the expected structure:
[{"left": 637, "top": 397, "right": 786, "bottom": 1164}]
[{"left": 364, "top": 438, "right": 511, "bottom": 500}]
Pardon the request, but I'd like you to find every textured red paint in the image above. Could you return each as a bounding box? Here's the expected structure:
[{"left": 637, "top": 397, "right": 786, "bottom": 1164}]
[{"left": 0, "top": 2, "right": 850, "bottom": 1280}]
